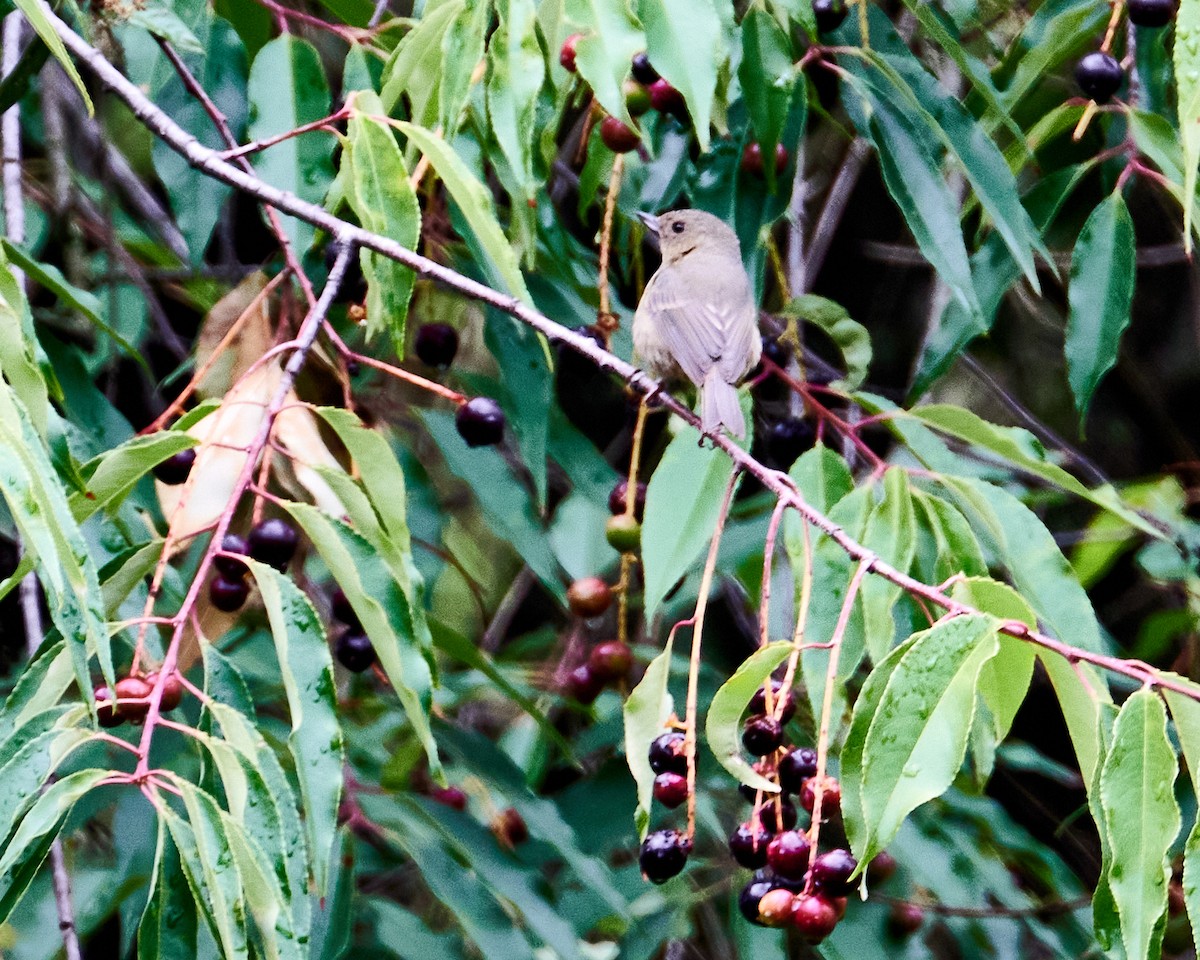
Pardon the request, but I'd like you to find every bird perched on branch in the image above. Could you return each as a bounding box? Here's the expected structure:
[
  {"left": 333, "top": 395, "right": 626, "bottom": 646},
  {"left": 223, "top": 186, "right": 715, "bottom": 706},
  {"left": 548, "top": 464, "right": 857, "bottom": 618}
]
[{"left": 633, "top": 209, "right": 761, "bottom": 439}]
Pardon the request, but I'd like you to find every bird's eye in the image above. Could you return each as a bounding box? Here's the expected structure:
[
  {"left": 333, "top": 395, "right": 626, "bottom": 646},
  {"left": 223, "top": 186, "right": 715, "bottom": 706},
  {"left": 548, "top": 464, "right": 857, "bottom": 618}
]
[{"left": 671, "top": 221, "right": 685, "bottom": 234}]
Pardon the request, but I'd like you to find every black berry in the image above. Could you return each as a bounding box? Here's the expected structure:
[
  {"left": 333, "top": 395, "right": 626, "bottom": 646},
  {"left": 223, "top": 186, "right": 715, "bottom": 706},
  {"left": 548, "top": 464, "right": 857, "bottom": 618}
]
[
  {"left": 331, "top": 588, "right": 360, "bottom": 628},
  {"left": 750, "top": 680, "right": 796, "bottom": 724},
  {"left": 887, "top": 902, "right": 924, "bottom": 938},
  {"left": 210, "top": 575, "right": 249, "bottom": 612},
  {"left": 761, "top": 336, "right": 792, "bottom": 368},
  {"left": 779, "top": 747, "right": 818, "bottom": 792},
  {"left": 248, "top": 518, "right": 299, "bottom": 572},
  {"left": 767, "top": 830, "right": 811, "bottom": 879},
  {"left": 867, "top": 850, "right": 898, "bottom": 884},
  {"left": 639, "top": 829, "right": 691, "bottom": 883},
  {"left": 653, "top": 772, "right": 689, "bottom": 808},
  {"left": 608, "top": 479, "right": 647, "bottom": 520},
  {"left": 755, "top": 795, "right": 799, "bottom": 831},
  {"left": 588, "top": 640, "right": 633, "bottom": 683},
  {"left": 600, "top": 116, "right": 640, "bottom": 153},
  {"left": 742, "top": 714, "right": 784, "bottom": 756},
  {"left": 1128, "top": 0, "right": 1175, "bottom": 27},
  {"left": 414, "top": 323, "right": 459, "bottom": 368},
  {"left": 153, "top": 448, "right": 195, "bottom": 485},
  {"left": 729, "top": 820, "right": 772, "bottom": 868},
  {"left": 336, "top": 631, "right": 376, "bottom": 672},
  {"left": 809, "top": 848, "right": 858, "bottom": 897},
  {"left": 801, "top": 776, "right": 841, "bottom": 818},
  {"left": 766, "top": 418, "right": 816, "bottom": 469},
  {"left": 566, "top": 664, "right": 603, "bottom": 704},
  {"left": 1076, "top": 51, "right": 1123, "bottom": 104},
  {"left": 739, "top": 876, "right": 774, "bottom": 925},
  {"left": 812, "top": 0, "right": 848, "bottom": 33},
  {"left": 213, "top": 534, "right": 249, "bottom": 579},
  {"left": 456, "top": 397, "right": 506, "bottom": 447},
  {"left": 649, "top": 731, "right": 687, "bottom": 775},
  {"left": 631, "top": 52, "right": 659, "bottom": 85}
]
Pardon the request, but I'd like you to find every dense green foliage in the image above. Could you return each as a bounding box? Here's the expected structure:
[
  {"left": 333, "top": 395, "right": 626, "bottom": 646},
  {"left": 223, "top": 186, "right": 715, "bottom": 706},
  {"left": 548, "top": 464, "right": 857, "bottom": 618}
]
[{"left": 2, "top": 0, "right": 1200, "bottom": 958}]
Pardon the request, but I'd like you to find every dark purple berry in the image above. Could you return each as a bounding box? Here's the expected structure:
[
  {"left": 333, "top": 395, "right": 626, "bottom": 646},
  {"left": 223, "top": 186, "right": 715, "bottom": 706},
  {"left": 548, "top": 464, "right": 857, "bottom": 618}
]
[
  {"left": 778, "top": 747, "right": 818, "bottom": 792},
  {"left": 631, "top": 52, "right": 659, "bottom": 85},
  {"left": 566, "top": 664, "right": 603, "bottom": 704},
  {"left": 648, "top": 79, "right": 686, "bottom": 118},
  {"left": 653, "top": 772, "right": 689, "bottom": 808},
  {"left": 608, "top": 479, "right": 647, "bottom": 520},
  {"left": 729, "top": 821, "right": 772, "bottom": 868},
  {"left": 767, "top": 830, "right": 811, "bottom": 879},
  {"left": 414, "top": 323, "right": 459, "bottom": 368},
  {"left": 761, "top": 336, "right": 792, "bottom": 368},
  {"left": 742, "top": 715, "right": 784, "bottom": 756},
  {"left": 1076, "top": 51, "right": 1123, "bottom": 104},
  {"left": 588, "top": 640, "right": 633, "bottom": 683},
  {"left": 336, "top": 631, "right": 376, "bottom": 672},
  {"left": 801, "top": 777, "right": 841, "bottom": 818},
  {"left": 153, "top": 448, "right": 195, "bottom": 485},
  {"left": 867, "top": 851, "right": 898, "bottom": 884},
  {"left": 765, "top": 418, "right": 816, "bottom": 469},
  {"left": 809, "top": 848, "right": 858, "bottom": 897},
  {"left": 455, "top": 397, "right": 506, "bottom": 447},
  {"left": 213, "top": 534, "right": 249, "bottom": 579},
  {"left": 750, "top": 680, "right": 796, "bottom": 724},
  {"left": 1128, "top": 0, "right": 1175, "bottom": 27},
  {"left": 496, "top": 807, "right": 529, "bottom": 845},
  {"left": 331, "top": 588, "right": 359, "bottom": 628},
  {"left": 813, "top": 0, "right": 848, "bottom": 33},
  {"left": 649, "top": 731, "right": 687, "bottom": 775},
  {"left": 739, "top": 876, "right": 774, "bottom": 925},
  {"left": 210, "top": 575, "right": 249, "bottom": 612},
  {"left": 756, "top": 795, "right": 799, "bottom": 832},
  {"left": 600, "top": 116, "right": 640, "bottom": 153},
  {"left": 887, "top": 902, "right": 924, "bottom": 938},
  {"left": 639, "top": 829, "right": 691, "bottom": 883},
  {"left": 248, "top": 518, "right": 299, "bottom": 572}
]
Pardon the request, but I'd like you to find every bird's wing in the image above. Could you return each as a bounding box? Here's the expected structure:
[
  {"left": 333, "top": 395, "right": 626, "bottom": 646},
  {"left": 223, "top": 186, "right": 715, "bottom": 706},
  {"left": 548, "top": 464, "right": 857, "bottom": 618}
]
[{"left": 639, "top": 263, "right": 758, "bottom": 387}]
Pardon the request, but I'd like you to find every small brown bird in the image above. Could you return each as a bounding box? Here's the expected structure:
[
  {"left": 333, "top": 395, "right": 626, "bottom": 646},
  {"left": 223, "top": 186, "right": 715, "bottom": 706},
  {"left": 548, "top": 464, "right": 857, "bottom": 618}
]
[{"left": 633, "top": 209, "right": 761, "bottom": 439}]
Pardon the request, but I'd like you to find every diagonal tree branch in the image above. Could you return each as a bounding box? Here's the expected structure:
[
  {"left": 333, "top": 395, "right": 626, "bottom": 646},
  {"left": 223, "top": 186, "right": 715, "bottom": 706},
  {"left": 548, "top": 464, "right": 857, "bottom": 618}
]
[{"left": 32, "top": 2, "right": 1200, "bottom": 705}]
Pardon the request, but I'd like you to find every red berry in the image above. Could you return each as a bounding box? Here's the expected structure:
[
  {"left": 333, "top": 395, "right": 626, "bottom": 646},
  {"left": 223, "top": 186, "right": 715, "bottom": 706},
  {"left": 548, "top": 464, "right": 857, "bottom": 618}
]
[
  {"left": 456, "top": 397, "right": 506, "bottom": 447},
  {"left": 750, "top": 680, "right": 795, "bottom": 723},
  {"left": 757, "top": 888, "right": 796, "bottom": 927},
  {"left": 767, "top": 830, "right": 812, "bottom": 879},
  {"left": 887, "top": 902, "right": 924, "bottom": 938},
  {"left": 742, "top": 714, "right": 784, "bottom": 756},
  {"left": 600, "top": 115, "right": 640, "bottom": 153},
  {"left": 867, "top": 850, "right": 898, "bottom": 884},
  {"left": 146, "top": 671, "right": 184, "bottom": 711},
  {"left": 809, "top": 848, "right": 858, "bottom": 897},
  {"left": 741, "top": 143, "right": 789, "bottom": 177},
  {"left": 1075, "top": 51, "right": 1123, "bottom": 104},
  {"left": 210, "top": 574, "right": 250, "bottom": 612},
  {"left": 791, "top": 893, "right": 840, "bottom": 942},
  {"left": 153, "top": 448, "right": 195, "bottom": 485},
  {"left": 336, "top": 631, "right": 376, "bottom": 673},
  {"left": 496, "top": 807, "right": 529, "bottom": 845},
  {"left": 248, "top": 518, "right": 299, "bottom": 572},
  {"left": 414, "top": 323, "right": 459, "bottom": 368},
  {"left": 608, "top": 479, "right": 647, "bottom": 520},
  {"left": 567, "top": 577, "right": 613, "bottom": 618},
  {"left": 648, "top": 79, "right": 685, "bottom": 117},
  {"left": 114, "top": 676, "right": 153, "bottom": 722},
  {"left": 778, "top": 746, "right": 818, "bottom": 792},
  {"left": 588, "top": 640, "right": 633, "bottom": 683},
  {"left": 94, "top": 685, "right": 123, "bottom": 728},
  {"left": 566, "top": 664, "right": 603, "bottom": 704},
  {"left": 648, "top": 731, "right": 687, "bottom": 775},
  {"left": 729, "top": 821, "right": 772, "bottom": 869},
  {"left": 800, "top": 776, "right": 841, "bottom": 818},
  {"left": 213, "top": 534, "right": 249, "bottom": 579},
  {"left": 431, "top": 785, "right": 468, "bottom": 810},
  {"left": 754, "top": 795, "right": 799, "bottom": 832},
  {"left": 560, "top": 33, "right": 582, "bottom": 72},
  {"left": 653, "top": 772, "right": 689, "bottom": 808},
  {"left": 639, "top": 828, "right": 690, "bottom": 883}
]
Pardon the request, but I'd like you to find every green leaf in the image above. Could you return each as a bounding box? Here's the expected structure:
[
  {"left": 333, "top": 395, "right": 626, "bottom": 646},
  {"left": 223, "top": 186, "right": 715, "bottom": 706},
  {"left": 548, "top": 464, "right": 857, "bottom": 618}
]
[
  {"left": 247, "top": 35, "right": 334, "bottom": 255},
  {"left": 128, "top": 2, "right": 204, "bottom": 52},
  {"left": 344, "top": 97, "right": 421, "bottom": 354},
  {"left": 1040, "top": 650, "right": 1112, "bottom": 787},
  {"left": 10, "top": 0, "right": 92, "bottom": 113},
  {"left": 0, "top": 246, "right": 48, "bottom": 437},
  {"left": 282, "top": 505, "right": 442, "bottom": 780},
  {"left": 1065, "top": 193, "right": 1136, "bottom": 420},
  {"left": 247, "top": 560, "right": 344, "bottom": 896},
  {"left": 487, "top": 0, "right": 545, "bottom": 207},
  {"left": 783, "top": 445, "right": 853, "bottom": 572},
  {"left": 854, "top": 614, "right": 1000, "bottom": 862},
  {"left": 705, "top": 640, "right": 792, "bottom": 793},
  {"left": 138, "top": 825, "right": 198, "bottom": 960},
  {"left": 0, "top": 768, "right": 109, "bottom": 878},
  {"left": 638, "top": 0, "right": 722, "bottom": 150},
  {"left": 380, "top": 0, "right": 460, "bottom": 122},
  {"left": 440, "top": 0, "right": 490, "bottom": 132},
  {"left": 642, "top": 430, "right": 737, "bottom": 623},
  {"left": 1100, "top": 689, "right": 1179, "bottom": 960},
  {"left": 485, "top": 312, "right": 552, "bottom": 509},
  {"left": 1176, "top": 0, "right": 1200, "bottom": 250},
  {"left": 71, "top": 431, "right": 196, "bottom": 522},
  {"left": 860, "top": 469, "right": 916, "bottom": 662},
  {"left": 1165, "top": 689, "right": 1200, "bottom": 960},
  {"left": 0, "top": 723, "right": 89, "bottom": 847},
  {"left": 738, "top": 7, "right": 794, "bottom": 193},
  {"left": 623, "top": 637, "right": 676, "bottom": 838},
  {"left": 911, "top": 490, "right": 987, "bottom": 583},
  {"left": 565, "top": 0, "right": 644, "bottom": 128},
  {"left": 0, "top": 640, "right": 73, "bottom": 741},
  {"left": 783, "top": 295, "right": 871, "bottom": 391},
  {"left": 395, "top": 121, "right": 532, "bottom": 303}
]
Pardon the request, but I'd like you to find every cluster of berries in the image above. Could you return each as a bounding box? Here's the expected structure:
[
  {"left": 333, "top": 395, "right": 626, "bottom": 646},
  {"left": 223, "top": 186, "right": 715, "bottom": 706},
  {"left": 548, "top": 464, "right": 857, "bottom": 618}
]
[
  {"left": 1075, "top": 0, "right": 1175, "bottom": 105},
  {"left": 564, "top": 575, "right": 635, "bottom": 703},
  {"left": 209, "top": 519, "right": 299, "bottom": 612},
  {"left": 412, "top": 320, "right": 507, "bottom": 448},
  {"left": 94, "top": 670, "right": 184, "bottom": 728}
]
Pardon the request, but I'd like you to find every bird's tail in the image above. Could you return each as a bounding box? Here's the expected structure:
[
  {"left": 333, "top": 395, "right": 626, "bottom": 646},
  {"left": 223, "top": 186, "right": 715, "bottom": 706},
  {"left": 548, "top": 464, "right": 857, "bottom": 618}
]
[{"left": 701, "top": 371, "right": 746, "bottom": 440}]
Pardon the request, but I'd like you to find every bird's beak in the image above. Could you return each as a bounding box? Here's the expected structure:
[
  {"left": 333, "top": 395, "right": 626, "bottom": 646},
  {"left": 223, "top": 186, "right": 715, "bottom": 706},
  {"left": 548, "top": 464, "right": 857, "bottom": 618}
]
[{"left": 637, "top": 211, "right": 660, "bottom": 235}]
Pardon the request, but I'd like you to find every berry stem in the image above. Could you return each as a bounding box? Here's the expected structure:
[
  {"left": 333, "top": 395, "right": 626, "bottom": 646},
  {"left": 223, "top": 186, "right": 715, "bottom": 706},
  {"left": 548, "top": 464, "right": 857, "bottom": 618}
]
[
  {"left": 806, "top": 556, "right": 871, "bottom": 888},
  {"left": 1101, "top": 0, "right": 1125, "bottom": 52},
  {"left": 340, "top": 350, "right": 467, "bottom": 405},
  {"left": 618, "top": 399, "right": 651, "bottom": 645},
  {"left": 596, "top": 153, "right": 625, "bottom": 337},
  {"left": 758, "top": 498, "right": 790, "bottom": 721},
  {"left": 684, "top": 468, "right": 741, "bottom": 841}
]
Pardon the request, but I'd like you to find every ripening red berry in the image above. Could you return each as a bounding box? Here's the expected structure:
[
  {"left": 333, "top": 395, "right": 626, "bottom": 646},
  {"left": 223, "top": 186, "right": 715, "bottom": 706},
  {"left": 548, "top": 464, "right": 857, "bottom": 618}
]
[
  {"left": 431, "top": 785, "right": 468, "bottom": 810},
  {"left": 757, "top": 888, "right": 796, "bottom": 927},
  {"left": 566, "top": 664, "right": 604, "bottom": 704},
  {"left": 146, "top": 671, "right": 184, "bottom": 711},
  {"left": 767, "top": 830, "right": 812, "bottom": 879},
  {"left": 653, "top": 772, "right": 689, "bottom": 808},
  {"left": 741, "top": 142, "right": 789, "bottom": 177},
  {"left": 496, "top": 807, "right": 529, "bottom": 845},
  {"left": 94, "top": 685, "right": 123, "bottom": 728},
  {"left": 791, "top": 893, "right": 840, "bottom": 942},
  {"left": 809, "top": 848, "right": 859, "bottom": 897},
  {"left": 600, "top": 115, "right": 640, "bottom": 153},
  {"left": 588, "top": 640, "right": 633, "bottom": 683},
  {"left": 887, "top": 901, "right": 924, "bottom": 938},
  {"left": 648, "top": 79, "right": 685, "bottom": 117},
  {"left": 114, "top": 676, "right": 153, "bottom": 722},
  {"left": 567, "top": 577, "right": 613, "bottom": 618},
  {"left": 560, "top": 33, "right": 582, "bottom": 72},
  {"left": 800, "top": 776, "right": 841, "bottom": 818}
]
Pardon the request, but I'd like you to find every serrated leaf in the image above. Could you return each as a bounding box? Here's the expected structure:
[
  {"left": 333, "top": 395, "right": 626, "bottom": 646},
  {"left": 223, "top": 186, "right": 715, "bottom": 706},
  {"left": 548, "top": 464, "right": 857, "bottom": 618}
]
[
  {"left": 642, "top": 431, "right": 737, "bottom": 623},
  {"left": 911, "top": 490, "right": 987, "bottom": 583},
  {"left": 0, "top": 640, "right": 72, "bottom": 741},
  {"left": 624, "top": 637, "right": 676, "bottom": 838},
  {"left": 783, "top": 295, "right": 871, "bottom": 391},
  {"left": 380, "top": 0, "right": 460, "bottom": 122},
  {"left": 395, "top": 121, "right": 532, "bottom": 302},
  {"left": 71, "top": 431, "right": 196, "bottom": 522},
  {"left": 783, "top": 444, "right": 853, "bottom": 574},
  {"left": 638, "top": 0, "right": 721, "bottom": 150},
  {"left": 0, "top": 768, "right": 108, "bottom": 878},
  {"left": 1176, "top": 0, "right": 1200, "bottom": 250},
  {"left": 138, "top": 825, "right": 198, "bottom": 960},
  {"left": 1065, "top": 193, "right": 1136, "bottom": 420},
  {"left": 739, "top": 7, "right": 793, "bottom": 193},
  {"left": 705, "top": 641, "right": 791, "bottom": 793},
  {"left": 0, "top": 723, "right": 89, "bottom": 846},
  {"left": 248, "top": 560, "right": 344, "bottom": 896},
  {"left": 344, "top": 97, "right": 421, "bottom": 353},
  {"left": 440, "top": 0, "right": 490, "bottom": 131},
  {"left": 860, "top": 469, "right": 916, "bottom": 662},
  {"left": 487, "top": 0, "right": 545, "bottom": 207},
  {"left": 1100, "top": 689, "right": 1179, "bottom": 960},
  {"left": 247, "top": 35, "right": 334, "bottom": 255},
  {"left": 1039, "top": 651, "right": 1112, "bottom": 787},
  {"left": 856, "top": 614, "right": 999, "bottom": 862},
  {"left": 565, "top": 0, "right": 644, "bottom": 128},
  {"left": 0, "top": 247, "right": 48, "bottom": 437}
]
